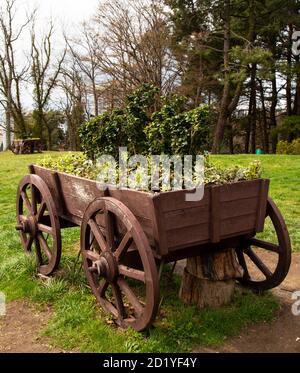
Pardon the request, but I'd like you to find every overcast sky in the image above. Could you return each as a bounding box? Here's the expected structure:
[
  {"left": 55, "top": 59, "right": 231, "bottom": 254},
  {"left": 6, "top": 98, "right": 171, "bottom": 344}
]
[
  {"left": 12, "top": 0, "right": 100, "bottom": 109},
  {"left": 27, "top": 0, "right": 99, "bottom": 25}
]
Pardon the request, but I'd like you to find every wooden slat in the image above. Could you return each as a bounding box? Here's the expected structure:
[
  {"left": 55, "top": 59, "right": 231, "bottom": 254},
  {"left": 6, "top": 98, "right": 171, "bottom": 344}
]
[
  {"left": 163, "top": 205, "right": 210, "bottom": 230},
  {"left": 165, "top": 223, "right": 210, "bottom": 249},
  {"left": 210, "top": 186, "right": 220, "bottom": 243},
  {"left": 219, "top": 179, "right": 261, "bottom": 202},
  {"left": 255, "top": 179, "right": 270, "bottom": 232},
  {"left": 220, "top": 214, "right": 256, "bottom": 237},
  {"left": 220, "top": 197, "right": 258, "bottom": 219}
]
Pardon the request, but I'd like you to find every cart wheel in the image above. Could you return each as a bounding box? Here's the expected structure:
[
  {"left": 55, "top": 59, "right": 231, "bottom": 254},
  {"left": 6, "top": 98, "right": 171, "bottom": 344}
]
[
  {"left": 16, "top": 174, "right": 61, "bottom": 276},
  {"left": 81, "top": 197, "right": 159, "bottom": 331},
  {"left": 236, "top": 198, "right": 291, "bottom": 291}
]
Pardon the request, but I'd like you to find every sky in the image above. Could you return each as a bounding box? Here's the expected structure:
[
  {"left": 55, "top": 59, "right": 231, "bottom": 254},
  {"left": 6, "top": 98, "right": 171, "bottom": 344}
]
[
  {"left": 25, "top": 0, "right": 100, "bottom": 26},
  {"left": 13, "top": 0, "right": 100, "bottom": 109}
]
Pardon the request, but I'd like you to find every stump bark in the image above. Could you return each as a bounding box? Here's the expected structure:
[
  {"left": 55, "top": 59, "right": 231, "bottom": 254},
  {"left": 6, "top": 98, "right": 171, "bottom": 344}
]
[{"left": 179, "top": 249, "right": 244, "bottom": 309}]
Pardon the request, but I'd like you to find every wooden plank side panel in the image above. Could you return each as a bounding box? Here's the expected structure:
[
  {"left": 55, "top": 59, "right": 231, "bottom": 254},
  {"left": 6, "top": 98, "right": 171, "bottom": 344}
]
[
  {"left": 256, "top": 179, "right": 270, "bottom": 232},
  {"left": 158, "top": 189, "right": 210, "bottom": 213},
  {"left": 210, "top": 186, "right": 220, "bottom": 243},
  {"left": 165, "top": 223, "right": 210, "bottom": 249},
  {"left": 31, "top": 165, "right": 62, "bottom": 212},
  {"left": 219, "top": 179, "right": 261, "bottom": 202},
  {"left": 161, "top": 180, "right": 269, "bottom": 253},
  {"left": 220, "top": 214, "right": 257, "bottom": 237}
]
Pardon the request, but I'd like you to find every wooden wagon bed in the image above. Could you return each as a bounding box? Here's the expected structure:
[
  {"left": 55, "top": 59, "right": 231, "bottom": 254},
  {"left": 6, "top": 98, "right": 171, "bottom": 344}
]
[{"left": 15, "top": 164, "right": 291, "bottom": 331}]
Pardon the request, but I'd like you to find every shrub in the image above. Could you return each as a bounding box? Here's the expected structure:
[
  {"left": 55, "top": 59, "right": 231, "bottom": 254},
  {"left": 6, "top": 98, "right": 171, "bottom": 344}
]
[
  {"left": 290, "top": 138, "right": 300, "bottom": 155},
  {"left": 79, "top": 84, "right": 212, "bottom": 161},
  {"left": 276, "top": 140, "right": 290, "bottom": 154},
  {"left": 276, "top": 139, "right": 300, "bottom": 155},
  {"left": 145, "top": 97, "right": 211, "bottom": 156},
  {"left": 79, "top": 84, "right": 158, "bottom": 160}
]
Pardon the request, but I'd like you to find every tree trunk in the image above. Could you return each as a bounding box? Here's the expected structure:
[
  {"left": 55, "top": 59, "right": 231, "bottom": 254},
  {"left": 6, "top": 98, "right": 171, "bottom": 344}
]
[
  {"left": 212, "top": 0, "right": 231, "bottom": 154},
  {"left": 179, "top": 249, "right": 243, "bottom": 309},
  {"left": 259, "top": 79, "right": 269, "bottom": 153},
  {"left": 5, "top": 108, "right": 12, "bottom": 150},
  {"left": 227, "top": 118, "right": 234, "bottom": 154},
  {"left": 287, "top": 24, "right": 293, "bottom": 117},
  {"left": 293, "top": 55, "right": 300, "bottom": 116},
  {"left": 250, "top": 72, "right": 257, "bottom": 154},
  {"left": 270, "top": 66, "right": 278, "bottom": 153}
]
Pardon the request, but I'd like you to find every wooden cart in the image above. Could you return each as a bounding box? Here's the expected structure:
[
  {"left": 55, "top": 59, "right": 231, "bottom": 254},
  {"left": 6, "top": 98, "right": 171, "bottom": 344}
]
[
  {"left": 16, "top": 165, "right": 292, "bottom": 331},
  {"left": 11, "top": 139, "right": 44, "bottom": 155}
]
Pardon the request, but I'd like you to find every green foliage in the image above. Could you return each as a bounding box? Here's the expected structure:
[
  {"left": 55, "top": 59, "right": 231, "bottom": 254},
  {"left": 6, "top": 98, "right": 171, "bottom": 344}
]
[
  {"left": 39, "top": 153, "right": 99, "bottom": 179},
  {"left": 38, "top": 152, "right": 262, "bottom": 189},
  {"left": 204, "top": 157, "right": 262, "bottom": 185},
  {"left": 79, "top": 109, "right": 127, "bottom": 160},
  {"left": 145, "top": 96, "right": 211, "bottom": 155},
  {"left": 274, "top": 116, "right": 300, "bottom": 140},
  {"left": 80, "top": 84, "right": 213, "bottom": 160},
  {"left": 79, "top": 84, "right": 158, "bottom": 160},
  {"left": 276, "top": 139, "right": 300, "bottom": 155}
]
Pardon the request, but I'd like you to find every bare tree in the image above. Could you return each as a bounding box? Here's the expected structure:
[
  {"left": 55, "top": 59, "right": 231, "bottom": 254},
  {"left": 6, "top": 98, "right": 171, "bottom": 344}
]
[
  {"left": 94, "top": 0, "right": 180, "bottom": 106},
  {"left": 59, "top": 58, "right": 87, "bottom": 150},
  {"left": 66, "top": 23, "right": 103, "bottom": 116},
  {"left": 30, "top": 21, "right": 66, "bottom": 147},
  {"left": 0, "top": 0, "right": 32, "bottom": 148}
]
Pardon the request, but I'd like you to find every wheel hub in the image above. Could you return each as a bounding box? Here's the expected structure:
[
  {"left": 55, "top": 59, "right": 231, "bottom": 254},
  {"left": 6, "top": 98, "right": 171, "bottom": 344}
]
[
  {"left": 92, "top": 251, "right": 119, "bottom": 282},
  {"left": 16, "top": 216, "right": 37, "bottom": 236}
]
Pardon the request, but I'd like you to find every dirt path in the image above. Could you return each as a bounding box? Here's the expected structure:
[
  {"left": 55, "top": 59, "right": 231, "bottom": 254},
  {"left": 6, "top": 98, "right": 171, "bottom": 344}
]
[
  {"left": 197, "top": 253, "right": 300, "bottom": 353},
  {"left": 0, "top": 301, "right": 62, "bottom": 353},
  {"left": 1, "top": 254, "right": 299, "bottom": 353}
]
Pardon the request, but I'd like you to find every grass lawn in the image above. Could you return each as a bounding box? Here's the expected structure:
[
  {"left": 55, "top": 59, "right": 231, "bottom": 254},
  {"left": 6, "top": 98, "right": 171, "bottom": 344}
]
[{"left": 0, "top": 151, "right": 298, "bottom": 352}]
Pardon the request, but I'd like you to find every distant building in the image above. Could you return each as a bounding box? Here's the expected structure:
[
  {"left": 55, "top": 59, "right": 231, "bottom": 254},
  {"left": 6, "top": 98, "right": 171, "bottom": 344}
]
[
  {"left": 0, "top": 126, "right": 13, "bottom": 151},
  {"left": 0, "top": 128, "right": 4, "bottom": 151}
]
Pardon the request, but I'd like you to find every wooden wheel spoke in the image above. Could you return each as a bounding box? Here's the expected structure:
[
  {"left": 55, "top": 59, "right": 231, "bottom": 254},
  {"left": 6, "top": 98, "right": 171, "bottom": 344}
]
[
  {"left": 31, "top": 184, "right": 37, "bottom": 214},
  {"left": 38, "top": 233, "right": 52, "bottom": 260},
  {"left": 245, "top": 247, "right": 273, "bottom": 278},
  {"left": 37, "top": 223, "right": 54, "bottom": 236},
  {"left": 82, "top": 250, "right": 101, "bottom": 262},
  {"left": 118, "top": 278, "right": 143, "bottom": 317},
  {"left": 21, "top": 191, "right": 34, "bottom": 215},
  {"left": 236, "top": 249, "right": 250, "bottom": 279},
  {"left": 34, "top": 238, "right": 43, "bottom": 265},
  {"left": 97, "top": 280, "right": 109, "bottom": 297},
  {"left": 17, "top": 175, "right": 61, "bottom": 277},
  {"left": 37, "top": 202, "right": 47, "bottom": 221},
  {"left": 104, "top": 207, "right": 116, "bottom": 251},
  {"left": 25, "top": 236, "right": 34, "bottom": 251},
  {"left": 115, "top": 231, "right": 133, "bottom": 261},
  {"left": 248, "top": 238, "right": 280, "bottom": 253},
  {"left": 118, "top": 265, "right": 146, "bottom": 283},
  {"left": 111, "top": 284, "right": 126, "bottom": 320},
  {"left": 89, "top": 219, "right": 108, "bottom": 252}
]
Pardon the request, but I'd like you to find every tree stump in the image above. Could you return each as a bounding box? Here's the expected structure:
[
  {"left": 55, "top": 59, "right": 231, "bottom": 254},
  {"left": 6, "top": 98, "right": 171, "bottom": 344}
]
[{"left": 179, "top": 249, "right": 244, "bottom": 309}]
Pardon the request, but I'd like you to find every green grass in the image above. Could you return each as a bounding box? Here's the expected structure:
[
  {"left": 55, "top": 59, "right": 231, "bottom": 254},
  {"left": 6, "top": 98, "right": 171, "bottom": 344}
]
[{"left": 1, "top": 151, "right": 298, "bottom": 352}]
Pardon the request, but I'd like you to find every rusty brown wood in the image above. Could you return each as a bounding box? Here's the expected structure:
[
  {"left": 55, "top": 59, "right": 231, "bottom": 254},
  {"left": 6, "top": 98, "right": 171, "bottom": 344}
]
[
  {"left": 16, "top": 174, "right": 61, "bottom": 276},
  {"left": 236, "top": 197, "right": 292, "bottom": 291},
  {"left": 210, "top": 186, "right": 220, "bottom": 243},
  {"left": 255, "top": 179, "right": 270, "bottom": 232},
  {"left": 29, "top": 165, "right": 273, "bottom": 257},
  {"left": 80, "top": 197, "right": 159, "bottom": 332}
]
